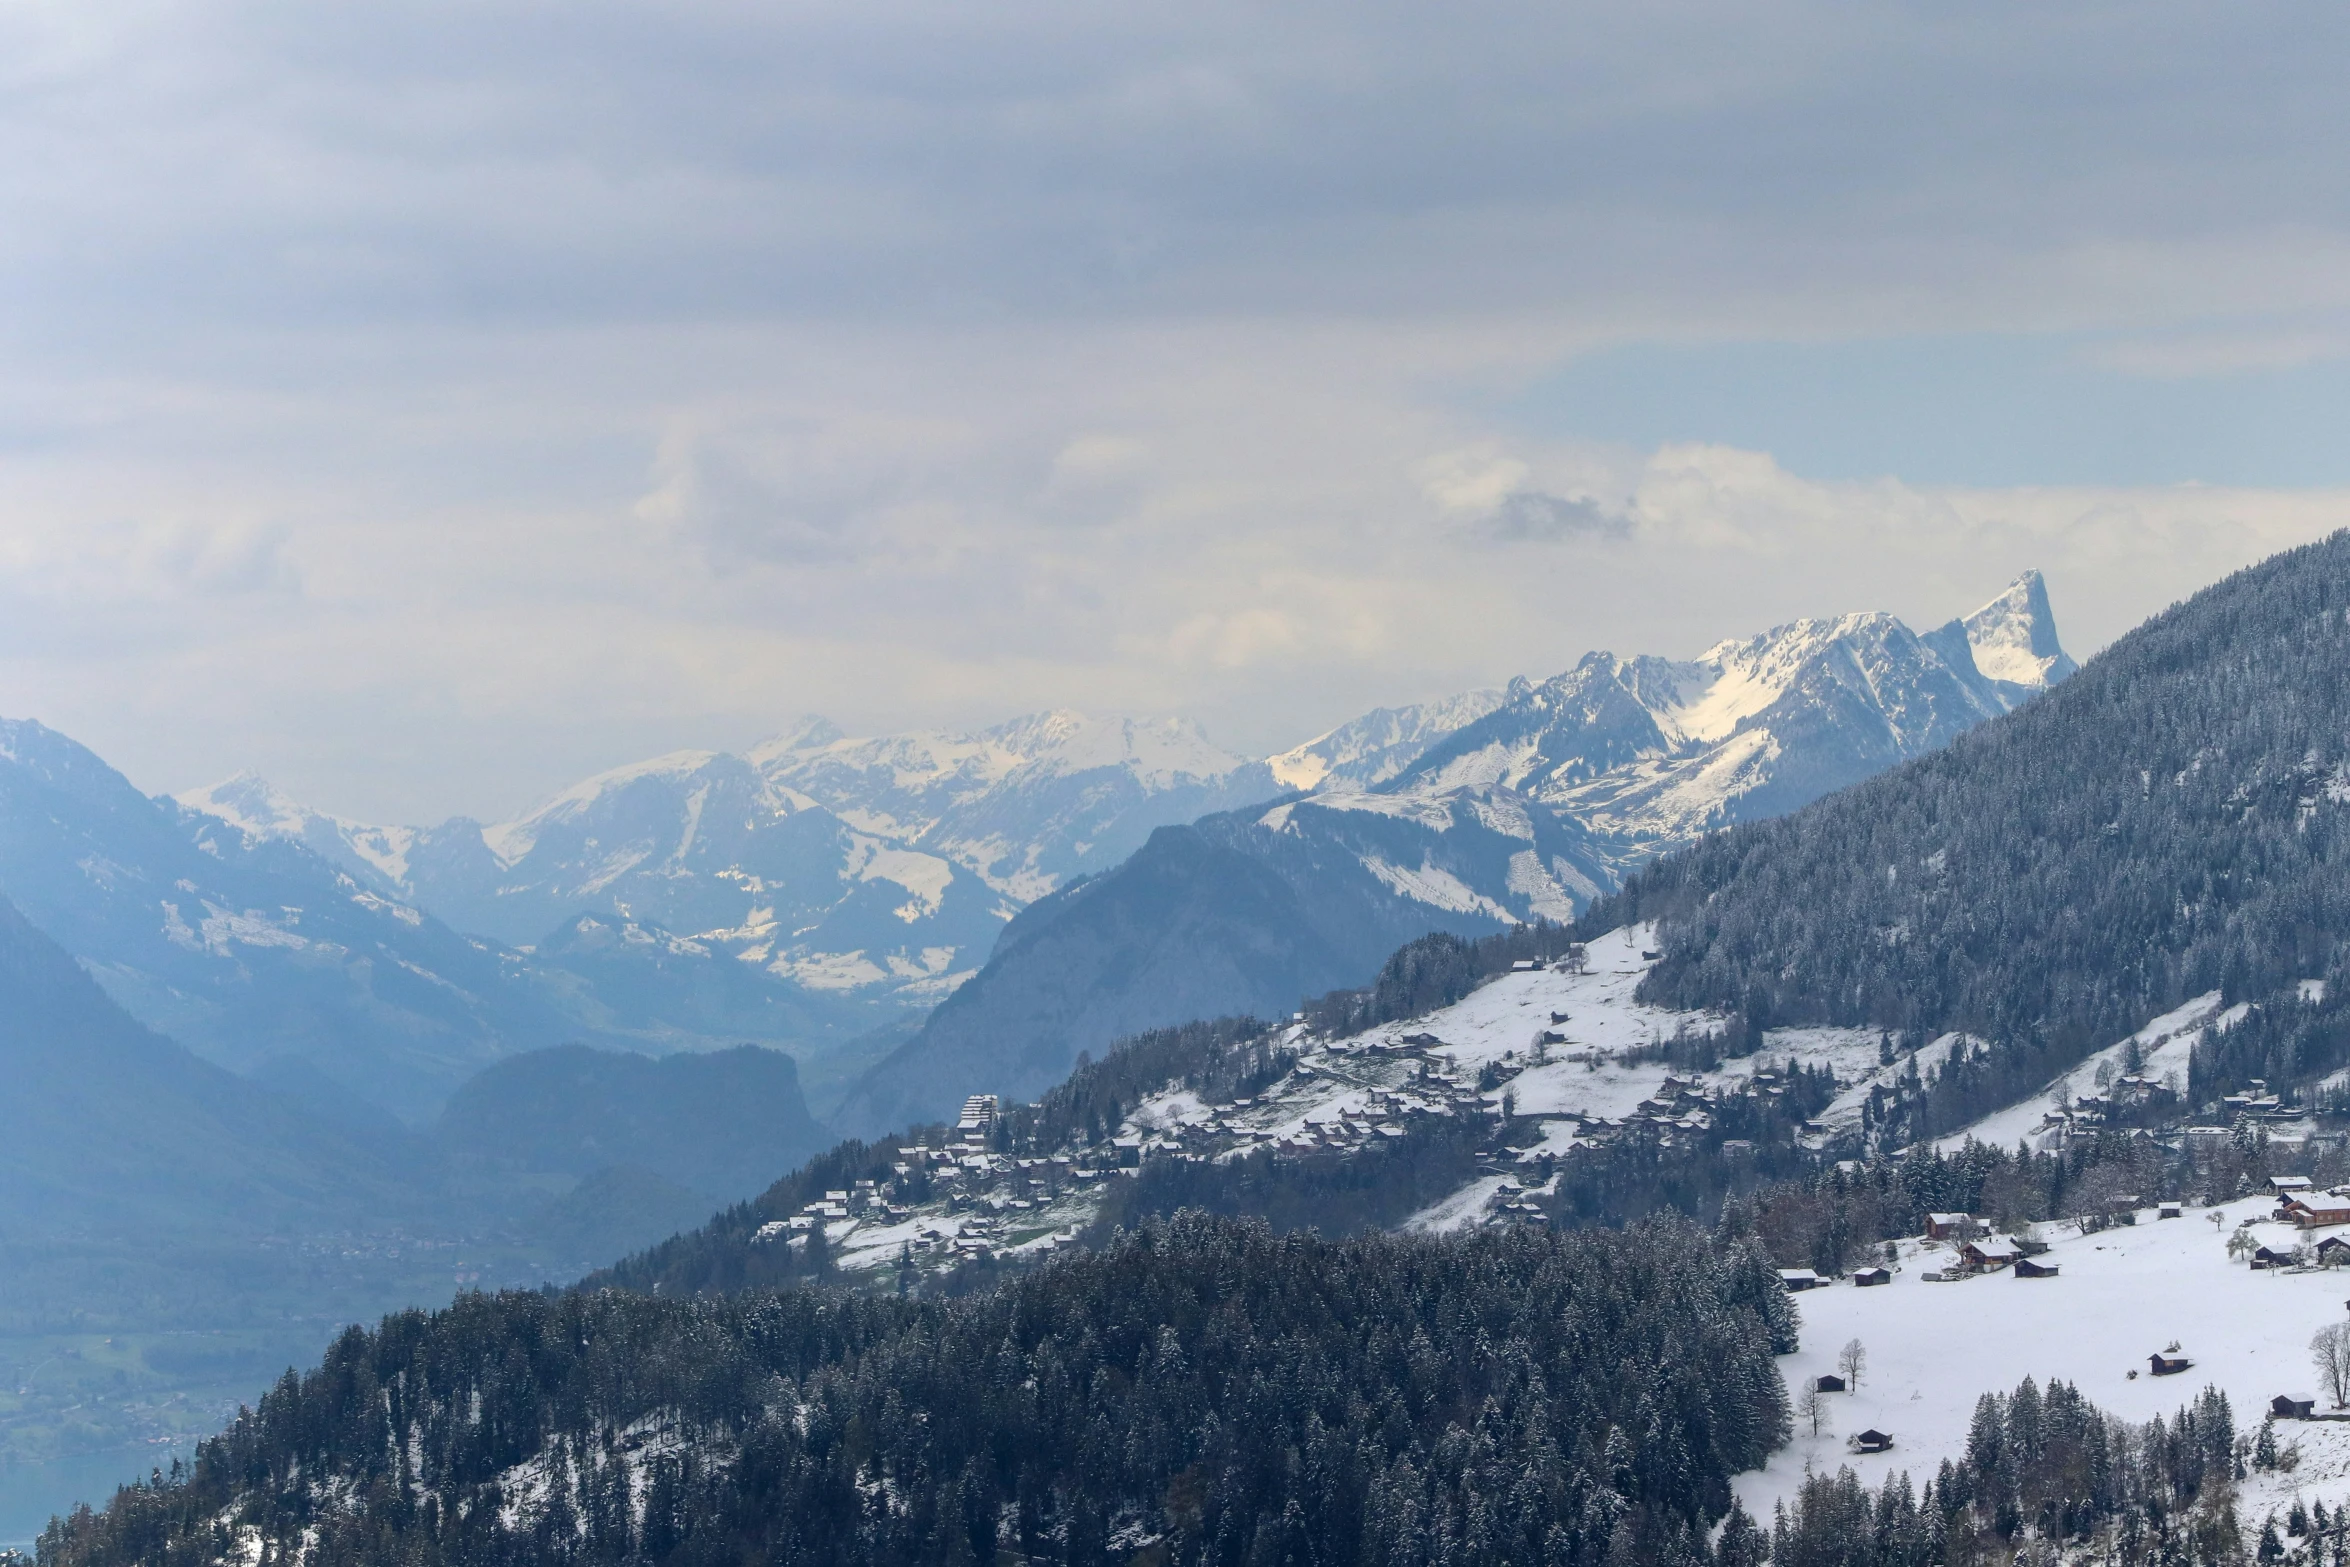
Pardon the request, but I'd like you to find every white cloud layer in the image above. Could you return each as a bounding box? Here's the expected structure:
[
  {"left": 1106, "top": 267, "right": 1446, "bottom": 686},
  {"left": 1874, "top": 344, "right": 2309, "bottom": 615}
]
[{"left": 0, "top": 3, "right": 2345, "bottom": 821}]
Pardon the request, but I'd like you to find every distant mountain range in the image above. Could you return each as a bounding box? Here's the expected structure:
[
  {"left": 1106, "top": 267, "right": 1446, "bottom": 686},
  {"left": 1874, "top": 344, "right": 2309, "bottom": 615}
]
[
  {"left": 183, "top": 711, "right": 1283, "bottom": 1013},
  {"left": 832, "top": 574, "right": 2074, "bottom": 1132},
  {"left": 176, "top": 576, "right": 2065, "bottom": 1021},
  {"left": 0, "top": 718, "right": 881, "bottom": 1120},
  {"left": 40, "top": 568, "right": 2064, "bottom": 1138}
]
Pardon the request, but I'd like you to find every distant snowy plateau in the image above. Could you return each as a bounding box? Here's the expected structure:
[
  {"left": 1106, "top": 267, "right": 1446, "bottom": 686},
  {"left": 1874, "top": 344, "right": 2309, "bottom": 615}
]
[{"left": 181, "top": 572, "right": 2074, "bottom": 1015}]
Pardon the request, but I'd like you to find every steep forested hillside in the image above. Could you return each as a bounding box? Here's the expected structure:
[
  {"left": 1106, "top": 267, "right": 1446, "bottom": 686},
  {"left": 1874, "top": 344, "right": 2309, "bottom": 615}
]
[
  {"left": 42, "top": 1216, "right": 1791, "bottom": 1567},
  {"left": 436, "top": 1043, "right": 824, "bottom": 1203},
  {"left": 1595, "top": 530, "right": 2350, "bottom": 1122}
]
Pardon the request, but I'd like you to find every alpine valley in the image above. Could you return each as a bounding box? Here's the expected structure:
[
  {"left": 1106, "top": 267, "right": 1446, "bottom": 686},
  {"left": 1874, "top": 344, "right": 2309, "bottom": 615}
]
[
  {"left": 49, "top": 536, "right": 2350, "bottom": 1567},
  {"left": 0, "top": 571, "right": 2072, "bottom": 1540}
]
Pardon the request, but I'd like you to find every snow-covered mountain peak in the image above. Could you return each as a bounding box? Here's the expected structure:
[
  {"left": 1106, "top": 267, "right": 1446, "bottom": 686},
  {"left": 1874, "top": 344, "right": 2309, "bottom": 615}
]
[
  {"left": 482, "top": 749, "right": 732, "bottom": 867},
  {"left": 1960, "top": 569, "right": 2076, "bottom": 690},
  {"left": 1266, "top": 689, "right": 1509, "bottom": 792},
  {"left": 748, "top": 715, "right": 846, "bottom": 757},
  {"left": 175, "top": 771, "right": 314, "bottom": 841},
  {"left": 1369, "top": 586, "right": 2073, "bottom": 861},
  {"left": 173, "top": 771, "right": 423, "bottom": 884},
  {"left": 983, "top": 709, "right": 1248, "bottom": 786}
]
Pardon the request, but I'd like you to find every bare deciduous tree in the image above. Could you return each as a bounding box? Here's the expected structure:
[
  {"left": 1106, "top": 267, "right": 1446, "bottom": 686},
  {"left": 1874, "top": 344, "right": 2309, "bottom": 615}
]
[
  {"left": 1799, "top": 1386, "right": 1829, "bottom": 1438},
  {"left": 1839, "top": 1338, "right": 1867, "bottom": 1391},
  {"left": 2311, "top": 1322, "right": 2350, "bottom": 1409}
]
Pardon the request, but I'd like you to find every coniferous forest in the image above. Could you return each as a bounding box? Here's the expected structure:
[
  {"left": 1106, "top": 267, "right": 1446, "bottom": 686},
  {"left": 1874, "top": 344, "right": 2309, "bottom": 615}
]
[
  {"left": 39, "top": 1217, "right": 1794, "bottom": 1567},
  {"left": 1592, "top": 532, "right": 2350, "bottom": 1133}
]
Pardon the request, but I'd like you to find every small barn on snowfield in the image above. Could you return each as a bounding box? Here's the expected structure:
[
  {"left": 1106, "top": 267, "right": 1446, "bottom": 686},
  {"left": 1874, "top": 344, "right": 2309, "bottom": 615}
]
[
  {"left": 2014, "top": 1256, "right": 2060, "bottom": 1279},
  {"left": 1853, "top": 1266, "right": 1892, "bottom": 1287},
  {"left": 2149, "top": 1353, "right": 2193, "bottom": 1376},
  {"left": 2274, "top": 1395, "right": 2319, "bottom": 1420},
  {"left": 1815, "top": 1374, "right": 1846, "bottom": 1393},
  {"left": 1850, "top": 1430, "right": 1893, "bottom": 1453},
  {"left": 1961, "top": 1237, "right": 2021, "bottom": 1271}
]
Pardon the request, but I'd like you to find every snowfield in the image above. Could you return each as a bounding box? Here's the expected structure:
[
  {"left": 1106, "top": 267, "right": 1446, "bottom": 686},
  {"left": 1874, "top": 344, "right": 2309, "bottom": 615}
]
[{"left": 1738, "top": 1197, "right": 2350, "bottom": 1525}]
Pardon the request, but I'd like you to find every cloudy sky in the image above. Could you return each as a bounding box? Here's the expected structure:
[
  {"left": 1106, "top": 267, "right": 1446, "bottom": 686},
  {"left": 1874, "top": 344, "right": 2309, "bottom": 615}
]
[{"left": 4, "top": 2, "right": 2348, "bottom": 823}]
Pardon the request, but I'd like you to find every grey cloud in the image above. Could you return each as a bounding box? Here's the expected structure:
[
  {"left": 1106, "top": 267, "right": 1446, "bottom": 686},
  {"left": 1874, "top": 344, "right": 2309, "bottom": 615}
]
[
  {"left": 9, "top": 2, "right": 2350, "bottom": 348},
  {"left": 1474, "top": 491, "right": 1633, "bottom": 545},
  {"left": 7, "top": 1, "right": 2350, "bottom": 823}
]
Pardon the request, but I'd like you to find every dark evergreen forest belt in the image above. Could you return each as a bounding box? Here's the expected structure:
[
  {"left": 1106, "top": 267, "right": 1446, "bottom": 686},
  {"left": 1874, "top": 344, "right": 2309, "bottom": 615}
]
[
  {"left": 1589, "top": 530, "right": 2350, "bottom": 1137},
  {"left": 40, "top": 1216, "right": 1793, "bottom": 1567}
]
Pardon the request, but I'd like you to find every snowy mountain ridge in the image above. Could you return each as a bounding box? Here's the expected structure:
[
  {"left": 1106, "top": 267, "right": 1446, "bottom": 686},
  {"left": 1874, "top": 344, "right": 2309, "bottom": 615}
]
[
  {"left": 178, "top": 572, "right": 2069, "bottom": 1030},
  {"left": 1388, "top": 574, "right": 2069, "bottom": 856}
]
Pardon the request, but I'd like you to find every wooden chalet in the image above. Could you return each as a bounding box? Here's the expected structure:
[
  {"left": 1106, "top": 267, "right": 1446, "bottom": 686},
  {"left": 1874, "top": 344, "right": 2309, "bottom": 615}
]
[
  {"left": 2014, "top": 1256, "right": 2061, "bottom": 1279},
  {"left": 1961, "top": 1237, "right": 2022, "bottom": 1271},
  {"left": 1779, "top": 1268, "right": 1826, "bottom": 1292},
  {"left": 2320, "top": 1236, "right": 2350, "bottom": 1267},
  {"left": 1926, "top": 1212, "right": 1979, "bottom": 1241},
  {"left": 2252, "top": 1243, "right": 2301, "bottom": 1270},
  {"left": 2149, "top": 1352, "right": 2194, "bottom": 1377},
  {"left": 2273, "top": 1176, "right": 2315, "bottom": 1198},
  {"left": 1849, "top": 1429, "right": 1893, "bottom": 1454},
  {"left": 2286, "top": 1198, "right": 2350, "bottom": 1229},
  {"left": 1853, "top": 1266, "right": 1892, "bottom": 1287},
  {"left": 2273, "top": 1395, "right": 2319, "bottom": 1420}
]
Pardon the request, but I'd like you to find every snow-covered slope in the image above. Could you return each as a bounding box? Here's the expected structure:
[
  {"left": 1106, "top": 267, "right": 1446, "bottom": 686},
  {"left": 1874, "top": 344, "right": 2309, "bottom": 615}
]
[
  {"left": 1934, "top": 993, "right": 2248, "bottom": 1153},
  {"left": 1740, "top": 1195, "right": 2350, "bottom": 1532},
  {"left": 751, "top": 709, "right": 1276, "bottom": 903},
  {"left": 179, "top": 771, "right": 425, "bottom": 889},
  {"left": 1956, "top": 567, "right": 2079, "bottom": 694},
  {"left": 1265, "top": 690, "right": 1509, "bottom": 792},
  {"left": 814, "top": 923, "right": 1883, "bottom": 1274}
]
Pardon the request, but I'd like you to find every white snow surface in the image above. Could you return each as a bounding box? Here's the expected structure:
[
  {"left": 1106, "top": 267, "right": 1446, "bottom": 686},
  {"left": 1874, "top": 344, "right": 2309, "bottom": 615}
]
[
  {"left": 1738, "top": 1198, "right": 2350, "bottom": 1526},
  {"left": 1934, "top": 992, "right": 2244, "bottom": 1153},
  {"left": 1963, "top": 568, "right": 2076, "bottom": 689},
  {"left": 1266, "top": 690, "right": 1509, "bottom": 792},
  {"left": 1109, "top": 923, "right": 1876, "bottom": 1167},
  {"left": 485, "top": 749, "right": 724, "bottom": 865}
]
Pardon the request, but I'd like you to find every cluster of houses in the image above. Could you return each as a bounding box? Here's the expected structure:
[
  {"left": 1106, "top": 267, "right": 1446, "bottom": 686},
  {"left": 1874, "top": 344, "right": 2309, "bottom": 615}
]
[
  {"left": 1913, "top": 1212, "right": 2059, "bottom": 1280},
  {"left": 1482, "top": 1175, "right": 1551, "bottom": 1225},
  {"left": 2232, "top": 1176, "right": 2350, "bottom": 1271},
  {"left": 2035, "top": 1073, "right": 2182, "bottom": 1142}
]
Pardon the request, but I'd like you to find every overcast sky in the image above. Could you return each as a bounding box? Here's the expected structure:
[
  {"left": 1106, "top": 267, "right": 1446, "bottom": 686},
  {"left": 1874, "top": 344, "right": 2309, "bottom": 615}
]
[{"left": 4, "top": 2, "right": 2349, "bottom": 823}]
